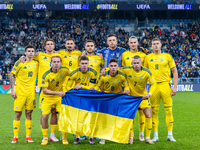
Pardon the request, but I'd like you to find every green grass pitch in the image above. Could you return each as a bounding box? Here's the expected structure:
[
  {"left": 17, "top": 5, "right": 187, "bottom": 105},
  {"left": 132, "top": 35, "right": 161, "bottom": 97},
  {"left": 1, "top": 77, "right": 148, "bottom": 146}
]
[{"left": 0, "top": 92, "right": 199, "bottom": 150}]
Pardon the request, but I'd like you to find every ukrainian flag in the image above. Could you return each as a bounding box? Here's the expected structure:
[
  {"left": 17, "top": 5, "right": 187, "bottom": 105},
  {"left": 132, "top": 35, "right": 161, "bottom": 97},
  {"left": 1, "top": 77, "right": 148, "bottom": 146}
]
[{"left": 58, "top": 89, "right": 142, "bottom": 144}]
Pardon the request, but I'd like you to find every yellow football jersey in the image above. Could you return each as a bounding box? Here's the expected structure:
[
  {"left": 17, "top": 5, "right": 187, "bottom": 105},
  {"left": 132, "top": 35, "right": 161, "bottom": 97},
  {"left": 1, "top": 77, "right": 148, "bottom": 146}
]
[
  {"left": 95, "top": 70, "right": 129, "bottom": 93},
  {"left": 144, "top": 52, "right": 176, "bottom": 82},
  {"left": 67, "top": 67, "right": 97, "bottom": 91},
  {"left": 86, "top": 54, "right": 104, "bottom": 77},
  {"left": 11, "top": 60, "right": 38, "bottom": 96},
  {"left": 34, "top": 52, "right": 61, "bottom": 87},
  {"left": 41, "top": 66, "right": 70, "bottom": 98},
  {"left": 58, "top": 50, "right": 82, "bottom": 72},
  {"left": 122, "top": 66, "right": 156, "bottom": 96},
  {"left": 122, "top": 51, "right": 146, "bottom": 67}
]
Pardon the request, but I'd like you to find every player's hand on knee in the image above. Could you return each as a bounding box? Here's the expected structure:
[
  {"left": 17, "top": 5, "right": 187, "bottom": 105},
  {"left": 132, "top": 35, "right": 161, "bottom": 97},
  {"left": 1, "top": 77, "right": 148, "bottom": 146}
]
[
  {"left": 142, "top": 93, "right": 151, "bottom": 100},
  {"left": 57, "top": 92, "right": 65, "bottom": 97},
  {"left": 123, "top": 90, "right": 130, "bottom": 95},
  {"left": 73, "top": 85, "right": 82, "bottom": 90},
  {"left": 100, "top": 68, "right": 106, "bottom": 76},
  {"left": 90, "top": 87, "right": 95, "bottom": 91},
  {"left": 171, "top": 87, "right": 177, "bottom": 96},
  {"left": 19, "top": 55, "right": 26, "bottom": 63}
]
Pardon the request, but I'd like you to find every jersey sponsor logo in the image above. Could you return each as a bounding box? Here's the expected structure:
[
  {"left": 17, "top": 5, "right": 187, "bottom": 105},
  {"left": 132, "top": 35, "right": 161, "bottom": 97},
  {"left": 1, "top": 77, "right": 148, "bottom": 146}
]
[
  {"left": 128, "top": 75, "right": 132, "bottom": 78},
  {"left": 150, "top": 59, "right": 153, "bottom": 62},
  {"left": 77, "top": 78, "right": 81, "bottom": 80},
  {"left": 105, "top": 81, "right": 109, "bottom": 84},
  {"left": 23, "top": 66, "right": 27, "bottom": 69},
  {"left": 43, "top": 57, "right": 47, "bottom": 59},
  {"left": 64, "top": 56, "right": 67, "bottom": 58},
  {"left": 126, "top": 57, "right": 129, "bottom": 60}
]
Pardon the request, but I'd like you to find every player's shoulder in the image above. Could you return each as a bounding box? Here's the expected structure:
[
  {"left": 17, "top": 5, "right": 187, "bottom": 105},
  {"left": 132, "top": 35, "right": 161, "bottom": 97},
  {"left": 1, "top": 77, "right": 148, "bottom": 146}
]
[
  {"left": 70, "top": 68, "right": 80, "bottom": 77},
  {"left": 162, "top": 51, "right": 174, "bottom": 59},
  {"left": 88, "top": 67, "right": 97, "bottom": 76},
  {"left": 118, "top": 47, "right": 127, "bottom": 51},
  {"left": 122, "top": 50, "right": 130, "bottom": 55},
  {"left": 58, "top": 49, "right": 65, "bottom": 54},
  {"left": 122, "top": 66, "right": 132, "bottom": 70},
  {"left": 42, "top": 69, "right": 51, "bottom": 79},
  {"left": 73, "top": 50, "right": 82, "bottom": 54},
  {"left": 14, "top": 60, "right": 21, "bottom": 67},
  {"left": 98, "top": 47, "right": 107, "bottom": 52},
  {"left": 118, "top": 70, "right": 126, "bottom": 78},
  {"left": 60, "top": 66, "right": 69, "bottom": 70},
  {"left": 142, "top": 67, "right": 152, "bottom": 76},
  {"left": 138, "top": 51, "right": 147, "bottom": 56}
]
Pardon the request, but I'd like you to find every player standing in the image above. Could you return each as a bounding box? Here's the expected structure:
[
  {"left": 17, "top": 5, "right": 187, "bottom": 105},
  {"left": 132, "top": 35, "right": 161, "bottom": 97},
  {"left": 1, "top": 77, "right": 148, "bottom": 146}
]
[
  {"left": 40, "top": 55, "right": 70, "bottom": 145},
  {"left": 122, "top": 36, "right": 147, "bottom": 141},
  {"left": 144, "top": 38, "right": 178, "bottom": 142},
  {"left": 123, "top": 55, "right": 156, "bottom": 144},
  {"left": 67, "top": 56, "right": 98, "bottom": 145},
  {"left": 10, "top": 45, "right": 38, "bottom": 143}
]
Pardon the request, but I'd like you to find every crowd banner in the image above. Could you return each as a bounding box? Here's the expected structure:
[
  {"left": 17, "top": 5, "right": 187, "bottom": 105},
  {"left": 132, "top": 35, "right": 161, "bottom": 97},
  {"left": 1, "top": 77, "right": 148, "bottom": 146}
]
[
  {"left": 0, "top": 4, "right": 198, "bottom": 10},
  {"left": 58, "top": 89, "right": 143, "bottom": 144}
]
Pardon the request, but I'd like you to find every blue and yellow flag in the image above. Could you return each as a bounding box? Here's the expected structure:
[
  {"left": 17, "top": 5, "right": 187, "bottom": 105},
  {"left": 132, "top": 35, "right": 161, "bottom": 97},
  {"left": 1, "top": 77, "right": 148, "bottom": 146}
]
[{"left": 58, "top": 89, "right": 143, "bottom": 144}]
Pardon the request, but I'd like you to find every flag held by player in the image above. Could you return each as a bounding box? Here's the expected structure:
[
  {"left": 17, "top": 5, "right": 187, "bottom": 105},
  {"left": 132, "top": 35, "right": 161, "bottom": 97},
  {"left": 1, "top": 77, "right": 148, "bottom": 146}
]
[{"left": 58, "top": 89, "right": 143, "bottom": 144}]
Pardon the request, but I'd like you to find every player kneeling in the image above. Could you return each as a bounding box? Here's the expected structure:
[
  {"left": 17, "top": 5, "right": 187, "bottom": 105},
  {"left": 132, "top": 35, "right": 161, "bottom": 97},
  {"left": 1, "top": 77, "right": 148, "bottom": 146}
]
[
  {"left": 11, "top": 45, "right": 38, "bottom": 143},
  {"left": 40, "top": 55, "right": 70, "bottom": 145}
]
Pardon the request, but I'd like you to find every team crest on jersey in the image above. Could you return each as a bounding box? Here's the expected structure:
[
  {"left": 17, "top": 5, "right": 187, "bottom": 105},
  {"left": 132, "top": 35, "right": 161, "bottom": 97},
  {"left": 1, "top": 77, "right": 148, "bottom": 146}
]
[
  {"left": 87, "top": 77, "right": 90, "bottom": 80},
  {"left": 140, "top": 76, "right": 143, "bottom": 80},
  {"left": 33, "top": 65, "right": 36, "bottom": 68},
  {"left": 116, "top": 53, "right": 120, "bottom": 57},
  {"left": 74, "top": 56, "right": 77, "bottom": 59},
  {"left": 23, "top": 66, "right": 27, "bottom": 69},
  {"left": 117, "top": 80, "right": 120, "bottom": 84},
  {"left": 16, "top": 105, "right": 18, "bottom": 110},
  {"left": 94, "top": 59, "right": 97, "bottom": 63},
  {"left": 61, "top": 74, "right": 63, "bottom": 78},
  {"left": 161, "top": 58, "right": 164, "bottom": 62}
]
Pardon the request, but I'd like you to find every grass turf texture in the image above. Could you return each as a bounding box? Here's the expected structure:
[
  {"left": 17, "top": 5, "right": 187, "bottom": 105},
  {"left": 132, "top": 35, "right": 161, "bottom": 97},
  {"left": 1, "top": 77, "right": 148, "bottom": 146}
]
[{"left": 0, "top": 92, "right": 199, "bottom": 150}]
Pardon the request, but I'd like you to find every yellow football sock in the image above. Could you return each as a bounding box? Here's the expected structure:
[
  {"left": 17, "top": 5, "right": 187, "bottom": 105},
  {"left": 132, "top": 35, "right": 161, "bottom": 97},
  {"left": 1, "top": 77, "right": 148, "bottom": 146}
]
[
  {"left": 13, "top": 120, "right": 20, "bottom": 138},
  {"left": 129, "top": 121, "right": 133, "bottom": 137},
  {"left": 145, "top": 118, "right": 152, "bottom": 138},
  {"left": 42, "top": 128, "right": 48, "bottom": 139},
  {"left": 138, "top": 110, "right": 145, "bottom": 133},
  {"left": 50, "top": 124, "right": 57, "bottom": 134},
  {"left": 164, "top": 107, "right": 173, "bottom": 132},
  {"left": 62, "top": 132, "right": 67, "bottom": 139},
  {"left": 25, "top": 119, "right": 32, "bottom": 137},
  {"left": 152, "top": 107, "right": 159, "bottom": 132}
]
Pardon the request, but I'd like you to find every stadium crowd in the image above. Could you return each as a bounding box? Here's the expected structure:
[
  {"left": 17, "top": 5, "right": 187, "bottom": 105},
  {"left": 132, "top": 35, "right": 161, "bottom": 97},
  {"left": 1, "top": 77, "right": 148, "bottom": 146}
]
[{"left": 0, "top": 17, "right": 200, "bottom": 80}]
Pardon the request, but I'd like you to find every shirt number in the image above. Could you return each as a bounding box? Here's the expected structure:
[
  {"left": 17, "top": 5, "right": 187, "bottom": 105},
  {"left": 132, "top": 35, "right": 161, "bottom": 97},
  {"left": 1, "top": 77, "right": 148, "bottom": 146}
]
[
  {"left": 69, "top": 61, "right": 72, "bottom": 66},
  {"left": 56, "top": 81, "right": 59, "bottom": 87},
  {"left": 28, "top": 71, "right": 33, "bottom": 77},
  {"left": 111, "top": 86, "right": 114, "bottom": 91},
  {"left": 134, "top": 81, "right": 137, "bottom": 86},
  {"left": 155, "top": 64, "right": 159, "bottom": 70}
]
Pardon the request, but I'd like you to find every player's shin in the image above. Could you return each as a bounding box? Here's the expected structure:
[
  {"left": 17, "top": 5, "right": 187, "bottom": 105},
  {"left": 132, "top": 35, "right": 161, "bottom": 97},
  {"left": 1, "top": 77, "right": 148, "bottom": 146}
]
[
  {"left": 145, "top": 117, "right": 152, "bottom": 139},
  {"left": 13, "top": 120, "right": 20, "bottom": 138},
  {"left": 164, "top": 107, "right": 174, "bottom": 135},
  {"left": 25, "top": 119, "right": 32, "bottom": 137},
  {"left": 138, "top": 109, "right": 145, "bottom": 136},
  {"left": 152, "top": 107, "right": 159, "bottom": 136}
]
